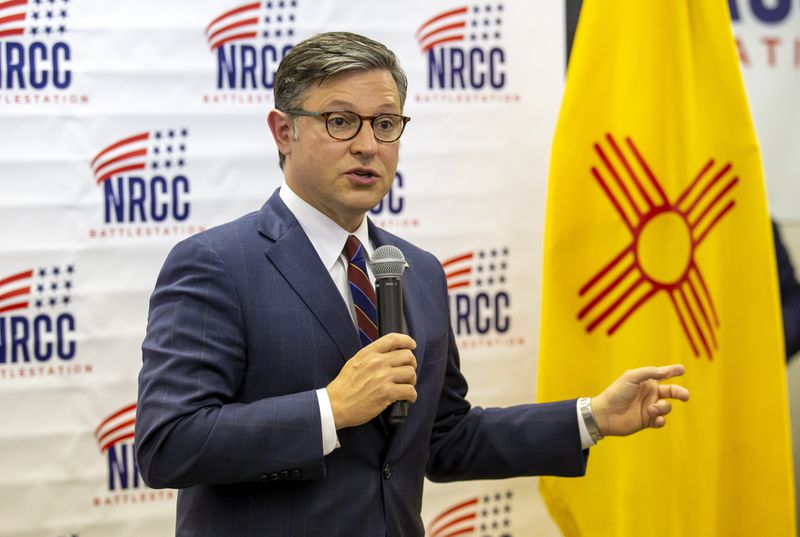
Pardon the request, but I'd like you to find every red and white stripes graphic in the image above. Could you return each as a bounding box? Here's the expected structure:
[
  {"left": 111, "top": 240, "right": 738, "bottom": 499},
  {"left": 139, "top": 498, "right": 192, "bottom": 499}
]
[
  {"left": 90, "top": 132, "right": 150, "bottom": 185},
  {"left": 0, "top": 269, "right": 33, "bottom": 315},
  {"left": 205, "top": 2, "right": 260, "bottom": 50},
  {"left": 94, "top": 403, "right": 136, "bottom": 453},
  {"left": 427, "top": 491, "right": 513, "bottom": 536},
  {"left": 416, "top": 6, "right": 468, "bottom": 53},
  {"left": 0, "top": 0, "right": 27, "bottom": 39},
  {"left": 442, "top": 252, "right": 474, "bottom": 291}
]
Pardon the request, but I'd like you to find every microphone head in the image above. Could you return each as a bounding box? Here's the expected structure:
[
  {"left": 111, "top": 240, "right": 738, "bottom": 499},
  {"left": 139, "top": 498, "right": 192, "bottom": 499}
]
[{"left": 369, "top": 245, "right": 407, "bottom": 280}]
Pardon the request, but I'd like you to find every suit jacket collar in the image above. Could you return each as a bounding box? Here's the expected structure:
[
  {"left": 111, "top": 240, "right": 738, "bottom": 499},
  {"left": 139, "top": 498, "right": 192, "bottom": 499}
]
[
  {"left": 277, "top": 181, "right": 373, "bottom": 274},
  {"left": 256, "top": 188, "right": 296, "bottom": 242}
]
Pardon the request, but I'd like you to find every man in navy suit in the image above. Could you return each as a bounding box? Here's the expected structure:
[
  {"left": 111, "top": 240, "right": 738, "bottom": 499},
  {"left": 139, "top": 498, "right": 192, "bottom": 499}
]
[{"left": 136, "top": 32, "right": 689, "bottom": 537}]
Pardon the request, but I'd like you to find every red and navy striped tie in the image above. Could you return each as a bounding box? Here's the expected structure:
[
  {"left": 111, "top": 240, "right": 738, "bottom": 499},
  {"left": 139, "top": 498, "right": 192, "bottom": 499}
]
[{"left": 345, "top": 235, "right": 379, "bottom": 347}]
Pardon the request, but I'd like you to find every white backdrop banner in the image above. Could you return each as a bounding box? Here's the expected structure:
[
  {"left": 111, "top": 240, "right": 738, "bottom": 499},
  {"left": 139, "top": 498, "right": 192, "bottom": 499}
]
[{"left": 0, "top": 1, "right": 794, "bottom": 536}]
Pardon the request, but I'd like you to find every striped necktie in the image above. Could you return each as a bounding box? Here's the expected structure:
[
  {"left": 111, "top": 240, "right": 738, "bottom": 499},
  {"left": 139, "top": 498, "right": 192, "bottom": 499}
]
[{"left": 345, "top": 235, "right": 379, "bottom": 347}]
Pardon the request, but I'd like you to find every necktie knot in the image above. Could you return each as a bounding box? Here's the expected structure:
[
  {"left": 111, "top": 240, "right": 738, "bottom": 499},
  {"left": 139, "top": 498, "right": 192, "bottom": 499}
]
[{"left": 345, "top": 235, "right": 366, "bottom": 264}]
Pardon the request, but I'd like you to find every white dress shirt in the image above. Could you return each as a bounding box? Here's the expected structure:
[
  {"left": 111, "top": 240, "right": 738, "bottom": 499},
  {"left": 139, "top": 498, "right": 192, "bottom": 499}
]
[{"left": 278, "top": 181, "right": 595, "bottom": 455}]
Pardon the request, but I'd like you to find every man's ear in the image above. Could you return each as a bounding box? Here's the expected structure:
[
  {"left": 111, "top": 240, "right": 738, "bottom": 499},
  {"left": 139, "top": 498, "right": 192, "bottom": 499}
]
[{"left": 267, "top": 109, "right": 292, "bottom": 159}]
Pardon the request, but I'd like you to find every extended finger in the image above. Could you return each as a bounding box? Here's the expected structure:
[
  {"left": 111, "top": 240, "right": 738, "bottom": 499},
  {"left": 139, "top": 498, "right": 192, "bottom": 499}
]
[
  {"left": 658, "top": 383, "right": 690, "bottom": 401},
  {"left": 624, "top": 364, "right": 685, "bottom": 384}
]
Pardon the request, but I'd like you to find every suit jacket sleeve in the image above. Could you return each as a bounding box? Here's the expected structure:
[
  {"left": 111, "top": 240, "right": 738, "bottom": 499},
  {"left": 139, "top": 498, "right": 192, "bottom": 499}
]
[
  {"left": 423, "top": 262, "right": 588, "bottom": 482},
  {"left": 135, "top": 234, "right": 325, "bottom": 489},
  {"left": 773, "top": 220, "right": 800, "bottom": 359}
]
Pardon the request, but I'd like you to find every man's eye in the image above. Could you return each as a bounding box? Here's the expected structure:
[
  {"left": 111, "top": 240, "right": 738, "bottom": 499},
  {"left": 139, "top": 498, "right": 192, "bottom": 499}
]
[
  {"left": 376, "top": 117, "right": 396, "bottom": 131},
  {"left": 329, "top": 114, "right": 354, "bottom": 128}
]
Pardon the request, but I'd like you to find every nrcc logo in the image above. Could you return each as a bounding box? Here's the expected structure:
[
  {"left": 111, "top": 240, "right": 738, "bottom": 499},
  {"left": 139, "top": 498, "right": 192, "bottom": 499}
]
[
  {"left": 93, "top": 403, "right": 175, "bottom": 507},
  {"left": 0, "top": 0, "right": 88, "bottom": 105},
  {"left": 414, "top": 4, "right": 519, "bottom": 104},
  {"left": 369, "top": 171, "right": 419, "bottom": 229},
  {"left": 0, "top": 264, "right": 88, "bottom": 379},
  {"left": 89, "top": 127, "right": 205, "bottom": 240},
  {"left": 442, "top": 247, "right": 524, "bottom": 349},
  {"left": 203, "top": 0, "right": 297, "bottom": 104}
]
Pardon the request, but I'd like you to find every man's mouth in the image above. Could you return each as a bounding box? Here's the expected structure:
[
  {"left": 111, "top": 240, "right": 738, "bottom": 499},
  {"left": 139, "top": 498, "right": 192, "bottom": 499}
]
[{"left": 346, "top": 168, "right": 379, "bottom": 184}]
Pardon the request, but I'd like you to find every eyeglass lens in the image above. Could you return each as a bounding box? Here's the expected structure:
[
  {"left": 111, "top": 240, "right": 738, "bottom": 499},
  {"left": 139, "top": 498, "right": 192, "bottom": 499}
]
[{"left": 326, "top": 112, "right": 405, "bottom": 142}]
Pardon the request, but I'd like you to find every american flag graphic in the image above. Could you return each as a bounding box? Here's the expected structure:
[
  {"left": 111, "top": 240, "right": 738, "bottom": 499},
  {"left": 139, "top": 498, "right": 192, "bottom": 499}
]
[
  {"left": 94, "top": 403, "right": 136, "bottom": 453},
  {"left": 416, "top": 4, "right": 504, "bottom": 53},
  {"left": 90, "top": 128, "right": 189, "bottom": 184},
  {"left": 205, "top": 0, "right": 297, "bottom": 51},
  {"left": 442, "top": 247, "right": 509, "bottom": 291},
  {"left": 427, "top": 491, "right": 513, "bottom": 537},
  {"left": 0, "top": 265, "right": 74, "bottom": 315},
  {"left": 0, "top": 0, "right": 71, "bottom": 40}
]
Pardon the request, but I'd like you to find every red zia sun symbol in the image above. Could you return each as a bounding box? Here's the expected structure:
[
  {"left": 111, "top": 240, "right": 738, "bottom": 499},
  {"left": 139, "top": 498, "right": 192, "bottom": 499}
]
[{"left": 577, "top": 134, "right": 738, "bottom": 360}]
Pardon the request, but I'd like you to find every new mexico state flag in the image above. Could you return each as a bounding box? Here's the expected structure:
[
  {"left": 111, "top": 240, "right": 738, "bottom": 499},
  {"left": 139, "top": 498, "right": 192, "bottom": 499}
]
[{"left": 537, "top": 1, "right": 796, "bottom": 536}]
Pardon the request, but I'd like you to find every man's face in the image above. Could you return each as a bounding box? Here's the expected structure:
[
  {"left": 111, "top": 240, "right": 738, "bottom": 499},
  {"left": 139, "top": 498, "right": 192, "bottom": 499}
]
[{"left": 277, "top": 69, "right": 402, "bottom": 231}]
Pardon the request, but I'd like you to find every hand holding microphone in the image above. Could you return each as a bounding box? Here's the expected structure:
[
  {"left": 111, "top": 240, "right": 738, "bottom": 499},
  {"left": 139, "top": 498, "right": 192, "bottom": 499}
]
[
  {"left": 369, "top": 245, "right": 409, "bottom": 425},
  {"left": 327, "top": 245, "right": 414, "bottom": 429}
]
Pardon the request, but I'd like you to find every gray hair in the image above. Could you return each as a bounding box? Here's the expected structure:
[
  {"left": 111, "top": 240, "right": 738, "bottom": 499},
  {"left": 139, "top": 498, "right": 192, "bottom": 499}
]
[{"left": 273, "top": 31, "right": 408, "bottom": 168}]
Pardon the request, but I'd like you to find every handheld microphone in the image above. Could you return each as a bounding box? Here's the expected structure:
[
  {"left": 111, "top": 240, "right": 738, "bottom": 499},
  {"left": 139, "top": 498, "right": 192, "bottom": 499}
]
[{"left": 368, "top": 245, "right": 408, "bottom": 425}]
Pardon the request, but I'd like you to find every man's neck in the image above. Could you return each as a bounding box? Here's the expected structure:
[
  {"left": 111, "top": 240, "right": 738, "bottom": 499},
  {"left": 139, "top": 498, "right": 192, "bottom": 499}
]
[{"left": 282, "top": 180, "right": 363, "bottom": 232}]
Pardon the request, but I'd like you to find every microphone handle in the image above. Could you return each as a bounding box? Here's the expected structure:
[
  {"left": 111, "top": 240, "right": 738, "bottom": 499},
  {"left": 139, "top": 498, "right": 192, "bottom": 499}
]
[{"left": 375, "top": 277, "right": 407, "bottom": 425}]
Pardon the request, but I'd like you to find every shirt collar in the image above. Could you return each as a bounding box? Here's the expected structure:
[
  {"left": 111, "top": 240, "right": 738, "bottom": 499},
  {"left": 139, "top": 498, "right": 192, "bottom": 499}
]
[{"left": 279, "top": 180, "right": 373, "bottom": 271}]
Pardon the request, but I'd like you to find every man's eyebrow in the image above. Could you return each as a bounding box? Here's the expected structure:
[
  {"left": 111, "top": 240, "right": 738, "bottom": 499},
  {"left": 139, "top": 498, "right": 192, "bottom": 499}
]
[
  {"left": 321, "top": 99, "right": 399, "bottom": 112},
  {"left": 322, "top": 99, "right": 355, "bottom": 108}
]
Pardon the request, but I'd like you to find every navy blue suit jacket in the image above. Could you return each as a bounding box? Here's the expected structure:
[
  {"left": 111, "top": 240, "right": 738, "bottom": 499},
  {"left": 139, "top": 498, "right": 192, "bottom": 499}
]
[
  {"left": 772, "top": 220, "right": 800, "bottom": 359},
  {"left": 136, "top": 190, "right": 588, "bottom": 537}
]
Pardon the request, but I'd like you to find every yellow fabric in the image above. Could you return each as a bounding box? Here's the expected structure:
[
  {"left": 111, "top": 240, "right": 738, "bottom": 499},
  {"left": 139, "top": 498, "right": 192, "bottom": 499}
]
[{"left": 537, "top": 1, "right": 796, "bottom": 535}]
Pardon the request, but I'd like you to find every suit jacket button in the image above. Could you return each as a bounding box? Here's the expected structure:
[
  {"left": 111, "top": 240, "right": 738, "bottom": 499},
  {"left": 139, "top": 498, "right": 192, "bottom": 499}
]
[
  {"left": 291, "top": 469, "right": 302, "bottom": 479},
  {"left": 279, "top": 470, "right": 290, "bottom": 480},
  {"left": 383, "top": 464, "right": 391, "bottom": 480},
  {"left": 268, "top": 472, "right": 280, "bottom": 481}
]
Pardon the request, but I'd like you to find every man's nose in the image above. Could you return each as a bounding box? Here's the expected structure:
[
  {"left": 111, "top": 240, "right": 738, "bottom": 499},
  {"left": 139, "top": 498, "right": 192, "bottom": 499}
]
[{"left": 350, "top": 120, "right": 378, "bottom": 155}]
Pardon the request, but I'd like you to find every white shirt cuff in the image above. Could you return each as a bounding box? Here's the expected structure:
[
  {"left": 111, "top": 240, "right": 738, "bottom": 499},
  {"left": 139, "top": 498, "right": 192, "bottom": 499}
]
[
  {"left": 316, "top": 388, "right": 340, "bottom": 455},
  {"left": 576, "top": 399, "right": 596, "bottom": 449}
]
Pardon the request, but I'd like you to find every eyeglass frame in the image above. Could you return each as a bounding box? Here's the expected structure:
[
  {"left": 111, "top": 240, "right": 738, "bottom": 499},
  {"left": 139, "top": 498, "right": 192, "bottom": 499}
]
[{"left": 282, "top": 109, "right": 411, "bottom": 143}]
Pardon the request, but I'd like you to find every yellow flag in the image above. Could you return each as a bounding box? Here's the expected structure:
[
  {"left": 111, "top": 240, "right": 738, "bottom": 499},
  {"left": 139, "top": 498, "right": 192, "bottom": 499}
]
[{"left": 537, "top": 1, "right": 796, "bottom": 536}]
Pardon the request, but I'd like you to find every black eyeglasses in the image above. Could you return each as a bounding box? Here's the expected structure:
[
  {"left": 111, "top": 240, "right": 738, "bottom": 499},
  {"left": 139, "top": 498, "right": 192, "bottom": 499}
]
[{"left": 283, "top": 110, "right": 411, "bottom": 143}]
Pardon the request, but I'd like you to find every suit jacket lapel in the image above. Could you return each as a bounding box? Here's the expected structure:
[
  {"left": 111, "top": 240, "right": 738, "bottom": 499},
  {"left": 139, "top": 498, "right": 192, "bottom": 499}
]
[{"left": 258, "top": 190, "right": 361, "bottom": 363}]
